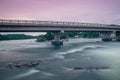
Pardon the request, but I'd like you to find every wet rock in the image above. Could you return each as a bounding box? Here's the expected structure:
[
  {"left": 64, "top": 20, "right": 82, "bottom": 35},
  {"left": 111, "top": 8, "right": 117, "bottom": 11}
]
[
  {"left": 6, "top": 60, "right": 40, "bottom": 69},
  {"left": 6, "top": 58, "right": 62, "bottom": 69},
  {"left": 74, "top": 66, "right": 110, "bottom": 70},
  {"left": 74, "top": 67, "right": 84, "bottom": 70}
]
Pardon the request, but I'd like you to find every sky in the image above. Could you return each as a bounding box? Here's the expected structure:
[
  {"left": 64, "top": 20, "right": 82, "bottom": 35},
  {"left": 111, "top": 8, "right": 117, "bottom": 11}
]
[{"left": 0, "top": 0, "right": 120, "bottom": 35}]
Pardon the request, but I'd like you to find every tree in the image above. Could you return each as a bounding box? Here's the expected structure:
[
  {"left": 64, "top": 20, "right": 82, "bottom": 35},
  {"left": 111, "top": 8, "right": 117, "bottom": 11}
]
[{"left": 0, "top": 34, "right": 36, "bottom": 40}]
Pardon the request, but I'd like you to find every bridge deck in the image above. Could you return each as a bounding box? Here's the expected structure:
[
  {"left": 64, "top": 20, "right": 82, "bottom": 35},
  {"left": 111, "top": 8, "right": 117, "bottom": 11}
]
[{"left": 0, "top": 19, "right": 120, "bottom": 32}]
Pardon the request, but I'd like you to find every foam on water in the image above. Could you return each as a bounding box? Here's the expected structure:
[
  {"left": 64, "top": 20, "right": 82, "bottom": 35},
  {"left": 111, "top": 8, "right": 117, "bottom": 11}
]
[
  {"left": 54, "top": 45, "right": 106, "bottom": 59},
  {"left": 62, "top": 66, "right": 73, "bottom": 71},
  {"left": 2, "top": 38, "right": 119, "bottom": 80},
  {"left": 39, "top": 71, "right": 56, "bottom": 76},
  {"left": 68, "top": 38, "right": 101, "bottom": 43},
  {"left": 0, "top": 39, "right": 49, "bottom": 51},
  {"left": 14, "top": 68, "right": 39, "bottom": 78},
  {"left": 13, "top": 68, "right": 56, "bottom": 80}
]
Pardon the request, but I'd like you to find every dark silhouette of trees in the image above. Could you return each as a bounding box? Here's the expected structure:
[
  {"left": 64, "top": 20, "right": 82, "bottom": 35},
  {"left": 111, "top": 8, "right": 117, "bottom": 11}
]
[
  {"left": 0, "top": 34, "right": 36, "bottom": 41},
  {"left": 36, "top": 32, "right": 99, "bottom": 42}
]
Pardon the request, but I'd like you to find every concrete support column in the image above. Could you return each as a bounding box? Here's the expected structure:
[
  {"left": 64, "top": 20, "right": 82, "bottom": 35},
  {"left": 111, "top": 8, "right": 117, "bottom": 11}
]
[
  {"left": 116, "top": 31, "right": 120, "bottom": 41},
  {"left": 51, "top": 31, "right": 63, "bottom": 46},
  {"left": 53, "top": 32, "right": 61, "bottom": 41},
  {"left": 100, "top": 32, "right": 112, "bottom": 41},
  {"left": 111, "top": 31, "right": 116, "bottom": 41}
]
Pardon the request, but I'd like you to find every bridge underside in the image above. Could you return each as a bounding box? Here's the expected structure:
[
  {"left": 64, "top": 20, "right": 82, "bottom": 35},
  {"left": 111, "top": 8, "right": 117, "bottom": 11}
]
[
  {"left": 0, "top": 24, "right": 120, "bottom": 32},
  {"left": 0, "top": 27, "right": 120, "bottom": 46}
]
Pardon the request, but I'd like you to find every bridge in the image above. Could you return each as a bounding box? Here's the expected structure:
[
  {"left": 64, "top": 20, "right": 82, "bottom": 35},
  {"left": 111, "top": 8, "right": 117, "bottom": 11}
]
[{"left": 0, "top": 19, "right": 120, "bottom": 45}]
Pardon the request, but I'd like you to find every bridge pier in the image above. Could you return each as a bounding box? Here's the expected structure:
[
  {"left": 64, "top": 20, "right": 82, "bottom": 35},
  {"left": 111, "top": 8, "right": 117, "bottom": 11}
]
[
  {"left": 116, "top": 31, "right": 120, "bottom": 41},
  {"left": 51, "top": 31, "right": 63, "bottom": 46},
  {"left": 100, "top": 32, "right": 112, "bottom": 41}
]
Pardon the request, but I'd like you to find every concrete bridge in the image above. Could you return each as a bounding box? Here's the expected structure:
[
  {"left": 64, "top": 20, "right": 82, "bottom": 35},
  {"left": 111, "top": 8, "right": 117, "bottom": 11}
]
[{"left": 0, "top": 19, "right": 120, "bottom": 45}]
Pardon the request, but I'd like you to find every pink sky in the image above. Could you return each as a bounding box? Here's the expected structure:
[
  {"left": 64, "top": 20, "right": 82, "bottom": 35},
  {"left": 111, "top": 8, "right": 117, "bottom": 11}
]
[{"left": 0, "top": 0, "right": 120, "bottom": 24}]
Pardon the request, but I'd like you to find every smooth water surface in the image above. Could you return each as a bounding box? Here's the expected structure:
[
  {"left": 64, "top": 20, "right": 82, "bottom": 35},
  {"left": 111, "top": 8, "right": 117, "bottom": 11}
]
[{"left": 0, "top": 38, "right": 120, "bottom": 80}]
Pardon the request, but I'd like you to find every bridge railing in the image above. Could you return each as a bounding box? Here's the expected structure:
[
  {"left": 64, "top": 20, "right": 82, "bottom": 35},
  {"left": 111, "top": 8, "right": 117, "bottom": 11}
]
[{"left": 0, "top": 19, "right": 115, "bottom": 28}]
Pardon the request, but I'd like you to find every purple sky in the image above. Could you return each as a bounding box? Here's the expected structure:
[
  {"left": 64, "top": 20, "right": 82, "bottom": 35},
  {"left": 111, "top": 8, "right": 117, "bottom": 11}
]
[{"left": 0, "top": 0, "right": 120, "bottom": 24}]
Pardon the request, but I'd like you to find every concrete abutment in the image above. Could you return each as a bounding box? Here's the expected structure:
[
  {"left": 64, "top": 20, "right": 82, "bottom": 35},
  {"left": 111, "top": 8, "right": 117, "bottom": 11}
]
[
  {"left": 116, "top": 31, "right": 120, "bottom": 41},
  {"left": 100, "top": 31, "right": 120, "bottom": 42},
  {"left": 100, "top": 32, "right": 112, "bottom": 42}
]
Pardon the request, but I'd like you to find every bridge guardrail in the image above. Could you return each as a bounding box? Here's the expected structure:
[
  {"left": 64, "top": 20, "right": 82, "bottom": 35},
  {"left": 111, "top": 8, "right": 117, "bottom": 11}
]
[{"left": 0, "top": 19, "right": 119, "bottom": 28}]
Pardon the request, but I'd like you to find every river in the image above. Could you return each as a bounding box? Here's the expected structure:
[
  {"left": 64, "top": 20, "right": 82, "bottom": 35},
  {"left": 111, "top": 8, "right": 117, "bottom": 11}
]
[{"left": 0, "top": 38, "right": 120, "bottom": 80}]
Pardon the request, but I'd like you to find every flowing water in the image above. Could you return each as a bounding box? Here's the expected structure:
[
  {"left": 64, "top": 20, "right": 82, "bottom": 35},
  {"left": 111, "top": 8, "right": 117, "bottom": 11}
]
[{"left": 0, "top": 38, "right": 120, "bottom": 80}]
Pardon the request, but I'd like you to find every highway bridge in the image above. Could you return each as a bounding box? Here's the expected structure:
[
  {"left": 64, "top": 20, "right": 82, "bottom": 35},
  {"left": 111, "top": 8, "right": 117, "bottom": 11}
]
[{"left": 0, "top": 19, "right": 120, "bottom": 45}]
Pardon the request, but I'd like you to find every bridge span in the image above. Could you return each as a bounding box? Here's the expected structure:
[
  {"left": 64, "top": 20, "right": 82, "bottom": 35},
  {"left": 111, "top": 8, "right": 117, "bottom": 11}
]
[{"left": 0, "top": 19, "right": 120, "bottom": 45}]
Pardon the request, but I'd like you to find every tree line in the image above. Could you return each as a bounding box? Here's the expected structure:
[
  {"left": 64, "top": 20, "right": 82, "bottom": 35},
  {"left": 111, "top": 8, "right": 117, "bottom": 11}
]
[
  {"left": 0, "top": 32, "right": 99, "bottom": 41},
  {"left": 36, "top": 32, "right": 100, "bottom": 42},
  {"left": 0, "top": 34, "right": 36, "bottom": 41}
]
